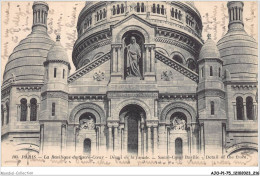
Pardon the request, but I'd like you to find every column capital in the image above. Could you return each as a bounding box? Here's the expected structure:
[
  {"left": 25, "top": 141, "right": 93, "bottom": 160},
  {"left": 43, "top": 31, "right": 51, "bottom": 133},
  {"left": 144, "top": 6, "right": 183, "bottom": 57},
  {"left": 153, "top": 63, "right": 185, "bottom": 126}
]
[
  {"left": 146, "top": 120, "right": 159, "bottom": 127},
  {"left": 144, "top": 43, "right": 156, "bottom": 49},
  {"left": 111, "top": 43, "right": 122, "bottom": 48},
  {"left": 107, "top": 120, "right": 119, "bottom": 127}
]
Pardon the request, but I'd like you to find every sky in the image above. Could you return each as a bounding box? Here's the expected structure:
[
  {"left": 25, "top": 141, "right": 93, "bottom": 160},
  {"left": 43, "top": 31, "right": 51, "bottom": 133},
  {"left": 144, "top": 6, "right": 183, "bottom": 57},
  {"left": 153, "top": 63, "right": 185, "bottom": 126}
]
[{"left": 1, "top": 1, "right": 258, "bottom": 81}]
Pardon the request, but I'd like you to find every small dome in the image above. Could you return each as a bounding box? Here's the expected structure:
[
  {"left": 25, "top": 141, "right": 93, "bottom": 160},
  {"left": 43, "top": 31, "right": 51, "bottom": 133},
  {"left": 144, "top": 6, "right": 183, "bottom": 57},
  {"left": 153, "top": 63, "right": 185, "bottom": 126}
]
[
  {"left": 199, "top": 34, "right": 220, "bottom": 60},
  {"left": 47, "top": 35, "right": 69, "bottom": 63}
]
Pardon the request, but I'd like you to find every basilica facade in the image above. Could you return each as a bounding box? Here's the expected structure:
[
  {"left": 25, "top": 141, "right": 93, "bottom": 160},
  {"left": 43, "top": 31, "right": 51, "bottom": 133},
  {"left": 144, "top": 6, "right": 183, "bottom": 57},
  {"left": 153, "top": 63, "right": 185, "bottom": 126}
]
[{"left": 1, "top": 1, "right": 258, "bottom": 159}]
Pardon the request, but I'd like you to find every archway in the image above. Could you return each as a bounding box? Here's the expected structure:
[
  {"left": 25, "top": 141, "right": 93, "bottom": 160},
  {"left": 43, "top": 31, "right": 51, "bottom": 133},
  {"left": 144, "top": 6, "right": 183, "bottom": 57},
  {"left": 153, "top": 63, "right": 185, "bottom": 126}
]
[
  {"left": 119, "top": 104, "right": 146, "bottom": 155},
  {"left": 83, "top": 138, "right": 91, "bottom": 155},
  {"left": 122, "top": 30, "right": 145, "bottom": 79}
]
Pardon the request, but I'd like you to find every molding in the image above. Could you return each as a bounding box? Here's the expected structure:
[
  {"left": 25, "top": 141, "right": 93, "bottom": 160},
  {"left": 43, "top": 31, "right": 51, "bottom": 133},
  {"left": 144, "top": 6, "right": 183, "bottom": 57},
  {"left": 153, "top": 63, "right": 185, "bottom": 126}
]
[
  {"left": 107, "top": 92, "right": 158, "bottom": 98},
  {"left": 44, "top": 60, "right": 71, "bottom": 70},
  {"left": 231, "top": 84, "right": 257, "bottom": 91},
  {"left": 155, "top": 51, "right": 199, "bottom": 82},
  {"left": 68, "top": 52, "right": 111, "bottom": 83},
  {"left": 159, "top": 93, "right": 196, "bottom": 101},
  {"left": 16, "top": 86, "right": 41, "bottom": 92},
  {"left": 69, "top": 94, "right": 106, "bottom": 101},
  {"left": 41, "top": 91, "right": 68, "bottom": 100}
]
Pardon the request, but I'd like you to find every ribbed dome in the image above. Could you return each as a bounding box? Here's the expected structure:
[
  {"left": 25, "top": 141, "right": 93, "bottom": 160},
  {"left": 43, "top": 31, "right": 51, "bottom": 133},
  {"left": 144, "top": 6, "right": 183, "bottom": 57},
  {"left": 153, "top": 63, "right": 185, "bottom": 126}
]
[
  {"left": 199, "top": 35, "right": 220, "bottom": 60},
  {"left": 47, "top": 36, "right": 69, "bottom": 63},
  {"left": 217, "top": 29, "right": 258, "bottom": 82},
  {"left": 3, "top": 30, "right": 54, "bottom": 85}
]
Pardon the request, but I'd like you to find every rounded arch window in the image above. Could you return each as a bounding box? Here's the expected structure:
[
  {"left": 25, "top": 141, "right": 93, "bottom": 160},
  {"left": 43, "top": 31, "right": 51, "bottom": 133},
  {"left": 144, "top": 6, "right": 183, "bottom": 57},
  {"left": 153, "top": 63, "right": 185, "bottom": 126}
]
[
  {"left": 172, "top": 55, "right": 183, "bottom": 64},
  {"left": 1, "top": 104, "right": 4, "bottom": 126},
  {"left": 83, "top": 138, "right": 91, "bottom": 155},
  {"left": 187, "top": 59, "right": 196, "bottom": 71},
  {"left": 20, "top": 98, "right": 27, "bottom": 121},
  {"left": 30, "top": 98, "right": 37, "bottom": 121},
  {"left": 236, "top": 96, "right": 244, "bottom": 120},
  {"left": 6, "top": 102, "right": 9, "bottom": 124},
  {"left": 246, "top": 96, "right": 254, "bottom": 120},
  {"left": 175, "top": 138, "right": 183, "bottom": 156}
]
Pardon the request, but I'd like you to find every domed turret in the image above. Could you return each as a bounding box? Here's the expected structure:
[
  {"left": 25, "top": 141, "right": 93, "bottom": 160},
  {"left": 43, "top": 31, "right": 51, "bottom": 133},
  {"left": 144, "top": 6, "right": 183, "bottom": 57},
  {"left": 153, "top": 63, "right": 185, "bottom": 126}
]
[
  {"left": 3, "top": 1, "right": 54, "bottom": 86},
  {"left": 217, "top": 1, "right": 258, "bottom": 82},
  {"left": 199, "top": 34, "right": 220, "bottom": 60}
]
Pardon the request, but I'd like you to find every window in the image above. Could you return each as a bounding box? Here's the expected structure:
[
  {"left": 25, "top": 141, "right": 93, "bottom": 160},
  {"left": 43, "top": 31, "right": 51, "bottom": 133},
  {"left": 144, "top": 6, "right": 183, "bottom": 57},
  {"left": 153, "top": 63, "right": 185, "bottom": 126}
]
[
  {"left": 210, "top": 66, "right": 213, "bottom": 76},
  {"left": 6, "top": 102, "right": 9, "bottom": 124},
  {"left": 152, "top": 4, "right": 156, "bottom": 13},
  {"left": 219, "top": 67, "right": 221, "bottom": 77},
  {"left": 121, "top": 4, "right": 124, "bottom": 13},
  {"left": 161, "top": 5, "right": 165, "bottom": 15},
  {"left": 137, "top": 3, "right": 140, "bottom": 12},
  {"left": 117, "top": 5, "right": 120, "bottom": 14},
  {"left": 113, "top": 6, "right": 116, "bottom": 15},
  {"left": 83, "top": 138, "right": 91, "bottom": 155},
  {"left": 103, "top": 9, "right": 106, "bottom": 18},
  {"left": 1, "top": 105, "right": 4, "bottom": 126},
  {"left": 246, "top": 96, "right": 254, "bottom": 120},
  {"left": 96, "top": 12, "right": 99, "bottom": 21},
  {"left": 30, "top": 98, "right": 37, "bottom": 121},
  {"left": 210, "top": 101, "right": 214, "bottom": 115},
  {"left": 54, "top": 68, "right": 57, "bottom": 78},
  {"left": 20, "top": 98, "right": 27, "bottom": 121},
  {"left": 187, "top": 59, "right": 196, "bottom": 71},
  {"left": 112, "top": 4, "right": 124, "bottom": 15},
  {"left": 201, "top": 67, "right": 204, "bottom": 78},
  {"left": 63, "top": 69, "right": 65, "bottom": 79},
  {"left": 173, "top": 55, "right": 183, "bottom": 64},
  {"left": 52, "top": 103, "right": 55, "bottom": 116},
  {"left": 175, "top": 138, "right": 183, "bottom": 156},
  {"left": 236, "top": 97, "right": 244, "bottom": 120},
  {"left": 141, "top": 3, "right": 144, "bottom": 12},
  {"left": 46, "top": 69, "right": 49, "bottom": 80}
]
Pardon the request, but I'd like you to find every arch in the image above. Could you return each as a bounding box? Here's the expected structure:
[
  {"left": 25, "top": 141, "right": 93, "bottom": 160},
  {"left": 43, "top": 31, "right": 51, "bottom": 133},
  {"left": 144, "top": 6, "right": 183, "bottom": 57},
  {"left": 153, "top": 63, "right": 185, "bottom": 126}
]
[
  {"left": 236, "top": 96, "right": 244, "bottom": 120},
  {"left": 92, "top": 52, "right": 105, "bottom": 61},
  {"left": 83, "top": 138, "right": 91, "bottom": 155},
  {"left": 246, "top": 96, "right": 254, "bottom": 120},
  {"left": 115, "top": 98, "right": 152, "bottom": 120},
  {"left": 20, "top": 98, "right": 27, "bottom": 121},
  {"left": 187, "top": 58, "right": 196, "bottom": 71},
  {"left": 170, "top": 52, "right": 185, "bottom": 64},
  {"left": 69, "top": 103, "right": 106, "bottom": 124},
  {"left": 30, "top": 98, "right": 37, "bottom": 121},
  {"left": 160, "top": 102, "right": 196, "bottom": 124},
  {"left": 226, "top": 142, "right": 258, "bottom": 156},
  {"left": 156, "top": 47, "right": 169, "bottom": 57},
  {"left": 115, "top": 25, "right": 150, "bottom": 44},
  {"left": 175, "top": 138, "right": 183, "bottom": 156}
]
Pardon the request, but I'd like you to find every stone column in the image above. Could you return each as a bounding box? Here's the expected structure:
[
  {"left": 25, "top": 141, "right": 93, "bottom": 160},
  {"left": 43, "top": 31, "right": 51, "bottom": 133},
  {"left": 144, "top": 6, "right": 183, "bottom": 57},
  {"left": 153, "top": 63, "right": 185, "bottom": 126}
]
[
  {"left": 61, "top": 124, "right": 66, "bottom": 153},
  {"left": 17, "top": 105, "right": 21, "bottom": 121},
  {"left": 40, "top": 124, "right": 44, "bottom": 155},
  {"left": 100, "top": 124, "right": 106, "bottom": 154},
  {"left": 154, "top": 126, "right": 158, "bottom": 156},
  {"left": 114, "top": 126, "right": 118, "bottom": 152},
  {"left": 158, "top": 123, "right": 166, "bottom": 155},
  {"left": 138, "top": 121, "right": 141, "bottom": 156},
  {"left": 147, "top": 126, "right": 151, "bottom": 154},
  {"left": 108, "top": 127, "right": 113, "bottom": 152},
  {"left": 27, "top": 104, "right": 30, "bottom": 121},
  {"left": 145, "top": 44, "right": 151, "bottom": 72},
  {"left": 154, "top": 99, "right": 158, "bottom": 117},
  {"left": 111, "top": 44, "right": 123, "bottom": 81},
  {"left": 123, "top": 118, "right": 128, "bottom": 154},
  {"left": 200, "top": 123, "right": 205, "bottom": 155},
  {"left": 243, "top": 102, "right": 247, "bottom": 120},
  {"left": 222, "top": 123, "right": 226, "bottom": 155},
  {"left": 118, "top": 125, "right": 122, "bottom": 153},
  {"left": 150, "top": 45, "right": 155, "bottom": 72},
  {"left": 232, "top": 102, "right": 236, "bottom": 120}
]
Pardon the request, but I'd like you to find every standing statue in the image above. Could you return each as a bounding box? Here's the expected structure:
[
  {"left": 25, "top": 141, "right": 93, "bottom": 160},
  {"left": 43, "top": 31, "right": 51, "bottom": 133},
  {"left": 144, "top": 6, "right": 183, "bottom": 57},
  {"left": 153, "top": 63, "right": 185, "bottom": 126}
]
[{"left": 126, "top": 36, "right": 142, "bottom": 79}]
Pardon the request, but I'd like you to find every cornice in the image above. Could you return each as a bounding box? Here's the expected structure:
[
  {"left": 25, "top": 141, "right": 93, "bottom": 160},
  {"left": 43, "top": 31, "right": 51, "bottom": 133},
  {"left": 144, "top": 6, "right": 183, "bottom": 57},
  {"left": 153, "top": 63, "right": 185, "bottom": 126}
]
[{"left": 155, "top": 51, "right": 199, "bottom": 82}]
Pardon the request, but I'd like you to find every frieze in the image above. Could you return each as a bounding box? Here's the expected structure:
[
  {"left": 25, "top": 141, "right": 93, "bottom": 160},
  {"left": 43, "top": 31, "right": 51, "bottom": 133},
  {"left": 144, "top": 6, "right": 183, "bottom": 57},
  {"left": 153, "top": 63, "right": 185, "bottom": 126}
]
[
  {"left": 69, "top": 95, "right": 105, "bottom": 101},
  {"left": 16, "top": 86, "right": 41, "bottom": 92},
  {"left": 231, "top": 84, "right": 257, "bottom": 91},
  {"left": 159, "top": 94, "right": 196, "bottom": 101},
  {"left": 107, "top": 92, "right": 158, "bottom": 98},
  {"left": 41, "top": 91, "right": 68, "bottom": 100},
  {"left": 68, "top": 52, "right": 111, "bottom": 83},
  {"left": 155, "top": 51, "right": 199, "bottom": 82}
]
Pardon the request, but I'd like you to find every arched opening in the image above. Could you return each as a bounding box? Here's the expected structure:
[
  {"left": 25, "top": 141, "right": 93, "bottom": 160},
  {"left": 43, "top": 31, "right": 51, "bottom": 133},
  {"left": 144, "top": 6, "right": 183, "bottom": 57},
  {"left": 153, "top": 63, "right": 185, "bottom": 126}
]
[
  {"left": 30, "top": 98, "right": 37, "bottom": 121},
  {"left": 79, "top": 112, "right": 96, "bottom": 130},
  {"left": 187, "top": 59, "right": 196, "bottom": 72},
  {"left": 123, "top": 30, "right": 145, "bottom": 79},
  {"left": 170, "top": 112, "right": 187, "bottom": 130},
  {"left": 175, "top": 138, "right": 183, "bottom": 156},
  {"left": 120, "top": 104, "right": 146, "bottom": 155},
  {"left": 83, "top": 138, "right": 91, "bottom": 155},
  {"left": 210, "top": 66, "right": 213, "bottom": 76},
  {"left": 1, "top": 105, "right": 4, "bottom": 126},
  {"left": 6, "top": 102, "right": 9, "bottom": 124},
  {"left": 246, "top": 96, "right": 254, "bottom": 120},
  {"left": 210, "top": 101, "right": 215, "bottom": 115},
  {"left": 20, "top": 98, "right": 27, "bottom": 121},
  {"left": 236, "top": 96, "right": 244, "bottom": 120},
  {"left": 173, "top": 55, "right": 183, "bottom": 64}
]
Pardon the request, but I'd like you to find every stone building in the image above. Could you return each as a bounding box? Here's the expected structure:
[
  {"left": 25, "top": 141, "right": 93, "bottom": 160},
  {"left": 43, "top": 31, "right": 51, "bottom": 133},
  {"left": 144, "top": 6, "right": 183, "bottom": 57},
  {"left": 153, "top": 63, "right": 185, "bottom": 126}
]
[{"left": 1, "top": 1, "right": 258, "bottom": 158}]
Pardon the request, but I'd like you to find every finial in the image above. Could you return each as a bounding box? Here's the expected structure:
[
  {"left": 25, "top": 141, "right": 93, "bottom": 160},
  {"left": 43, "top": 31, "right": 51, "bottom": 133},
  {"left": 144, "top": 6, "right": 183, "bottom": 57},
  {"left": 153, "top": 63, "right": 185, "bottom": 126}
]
[
  {"left": 207, "top": 33, "right": 211, "bottom": 39},
  {"left": 56, "top": 35, "right": 60, "bottom": 41}
]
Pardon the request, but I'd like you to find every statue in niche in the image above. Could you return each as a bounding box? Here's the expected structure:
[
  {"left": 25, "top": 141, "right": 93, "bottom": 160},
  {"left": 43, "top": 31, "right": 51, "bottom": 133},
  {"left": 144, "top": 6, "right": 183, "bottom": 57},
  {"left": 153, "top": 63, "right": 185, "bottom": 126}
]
[
  {"left": 79, "top": 116, "right": 95, "bottom": 130},
  {"left": 126, "top": 36, "right": 142, "bottom": 79},
  {"left": 171, "top": 117, "right": 186, "bottom": 130}
]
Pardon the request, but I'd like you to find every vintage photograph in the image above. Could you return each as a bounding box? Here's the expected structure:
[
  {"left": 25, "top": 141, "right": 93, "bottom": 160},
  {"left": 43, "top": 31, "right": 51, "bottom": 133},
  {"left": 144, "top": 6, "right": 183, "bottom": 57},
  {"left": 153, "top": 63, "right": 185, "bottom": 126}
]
[{"left": 1, "top": 0, "right": 258, "bottom": 169}]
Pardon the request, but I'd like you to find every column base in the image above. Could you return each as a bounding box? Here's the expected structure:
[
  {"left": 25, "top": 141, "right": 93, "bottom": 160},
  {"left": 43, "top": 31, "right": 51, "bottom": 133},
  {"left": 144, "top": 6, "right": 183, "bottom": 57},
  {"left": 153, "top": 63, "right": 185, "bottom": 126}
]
[{"left": 144, "top": 72, "right": 156, "bottom": 82}]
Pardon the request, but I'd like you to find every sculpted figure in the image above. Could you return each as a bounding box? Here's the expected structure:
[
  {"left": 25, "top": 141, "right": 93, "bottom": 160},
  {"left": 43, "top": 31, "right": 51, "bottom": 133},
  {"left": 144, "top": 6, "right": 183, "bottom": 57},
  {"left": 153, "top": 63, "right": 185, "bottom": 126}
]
[{"left": 126, "top": 36, "right": 142, "bottom": 79}]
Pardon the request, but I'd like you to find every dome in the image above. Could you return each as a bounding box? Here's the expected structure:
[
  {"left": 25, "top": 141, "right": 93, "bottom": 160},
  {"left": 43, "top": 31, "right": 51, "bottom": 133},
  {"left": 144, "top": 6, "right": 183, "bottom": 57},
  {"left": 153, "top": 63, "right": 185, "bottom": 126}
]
[
  {"left": 3, "top": 1, "right": 53, "bottom": 86},
  {"left": 199, "top": 34, "right": 220, "bottom": 60},
  {"left": 217, "top": 1, "right": 258, "bottom": 82},
  {"left": 47, "top": 35, "right": 69, "bottom": 63},
  {"left": 3, "top": 30, "right": 54, "bottom": 85}
]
